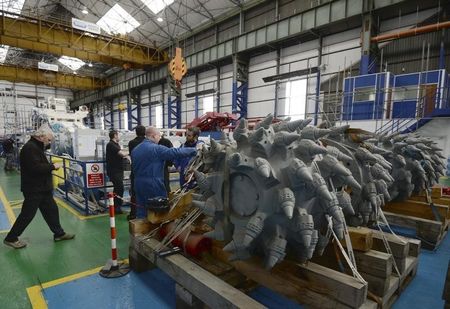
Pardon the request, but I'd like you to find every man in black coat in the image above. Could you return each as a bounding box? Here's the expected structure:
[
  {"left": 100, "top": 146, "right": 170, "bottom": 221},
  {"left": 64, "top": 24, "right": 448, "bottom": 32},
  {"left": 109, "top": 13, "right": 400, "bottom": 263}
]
[
  {"left": 106, "top": 130, "right": 128, "bottom": 214},
  {"left": 4, "top": 125, "right": 75, "bottom": 249},
  {"left": 127, "top": 125, "right": 146, "bottom": 220}
]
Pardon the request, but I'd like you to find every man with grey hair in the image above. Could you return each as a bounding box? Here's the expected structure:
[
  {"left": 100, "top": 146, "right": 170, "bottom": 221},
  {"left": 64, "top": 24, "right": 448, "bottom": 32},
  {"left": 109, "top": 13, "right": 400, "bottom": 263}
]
[
  {"left": 131, "top": 126, "right": 197, "bottom": 218},
  {"left": 4, "top": 124, "right": 75, "bottom": 249}
]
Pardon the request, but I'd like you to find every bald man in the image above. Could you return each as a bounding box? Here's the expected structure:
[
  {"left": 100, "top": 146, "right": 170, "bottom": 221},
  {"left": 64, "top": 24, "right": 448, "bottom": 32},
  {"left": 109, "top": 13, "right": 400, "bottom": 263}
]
[{"left": 131, "top": 127, "right": 197, "bottom": 218}]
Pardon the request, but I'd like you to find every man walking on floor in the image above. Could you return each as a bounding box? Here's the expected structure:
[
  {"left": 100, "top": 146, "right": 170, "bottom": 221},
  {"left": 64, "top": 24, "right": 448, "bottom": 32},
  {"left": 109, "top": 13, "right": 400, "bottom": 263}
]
[{"left": 4, "top": 124, "right": 75, "bottom": 249}]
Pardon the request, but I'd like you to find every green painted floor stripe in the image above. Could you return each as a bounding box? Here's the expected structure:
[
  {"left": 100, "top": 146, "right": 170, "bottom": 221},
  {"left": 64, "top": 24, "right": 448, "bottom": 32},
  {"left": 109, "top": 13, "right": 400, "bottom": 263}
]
[{"left": 0, "top": 163, "right": 131, "bottom": 309}]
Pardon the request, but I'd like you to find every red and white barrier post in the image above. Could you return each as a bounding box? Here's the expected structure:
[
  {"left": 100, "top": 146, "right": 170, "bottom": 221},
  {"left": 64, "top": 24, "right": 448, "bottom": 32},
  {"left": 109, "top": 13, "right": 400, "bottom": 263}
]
[{"left": 99, "top": 192, "right": 130, "bottom": 278}]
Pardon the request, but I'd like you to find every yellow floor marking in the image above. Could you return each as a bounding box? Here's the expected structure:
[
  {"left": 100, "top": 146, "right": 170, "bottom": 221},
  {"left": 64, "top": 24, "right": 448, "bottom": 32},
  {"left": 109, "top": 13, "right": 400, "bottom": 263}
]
[
  {"left": 27, "top": 259, "right": 129, "bottom": 309},
  {"left": 0, "top": 185, "right": 16, "bottom": 225},
  {"left": 26, "top": 285, "right": 47, "bottom": 309}
]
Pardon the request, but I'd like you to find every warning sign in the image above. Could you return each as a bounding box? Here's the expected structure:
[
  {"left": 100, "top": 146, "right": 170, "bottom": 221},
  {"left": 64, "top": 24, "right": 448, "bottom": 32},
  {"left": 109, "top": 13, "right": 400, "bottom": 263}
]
[{"left": 86, "top": 163, "right": 104, "bottom": 188}]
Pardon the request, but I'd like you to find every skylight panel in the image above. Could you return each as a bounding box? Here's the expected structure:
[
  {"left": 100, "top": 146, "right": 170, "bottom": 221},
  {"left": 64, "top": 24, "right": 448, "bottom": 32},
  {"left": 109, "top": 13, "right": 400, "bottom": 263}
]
[
  {"left": 0, "top": 45, "right": 9, "bottom": 63},
  {"left": 58, "top": 56, "right": 85, "bottom": 71},
  {"left": 1, "top": 0, "right": 26, "bottom": 18},
  {"left": 96, "top": 4, "right": 140, "bottom": 35},
  {"left": 140, "top": 0, "right": 174, "bottom": 15}
]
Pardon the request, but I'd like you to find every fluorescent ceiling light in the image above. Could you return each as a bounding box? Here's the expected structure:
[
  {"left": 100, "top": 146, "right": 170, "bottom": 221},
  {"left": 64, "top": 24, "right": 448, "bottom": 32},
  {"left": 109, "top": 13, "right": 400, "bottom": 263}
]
[
  {"left": 96, "top": 4, "right": 140, "bottom": 35},
  {"left": 1, "top": 0, "right": 25, "bottom": 18},
  {"left": 82, "top": 8, "right": 89, "bottom": 15},
  {"left": 58, "top": 56, "right": 85, "bottom": 71},
  {"left": 0, "top": 45, "right": 9, "bottom": 63},
  {"left": 157, "top": 17, "right": 163, "bottom": 22},
  {"left": 141, "top": 0, "right": 174, "bottom": 15}
]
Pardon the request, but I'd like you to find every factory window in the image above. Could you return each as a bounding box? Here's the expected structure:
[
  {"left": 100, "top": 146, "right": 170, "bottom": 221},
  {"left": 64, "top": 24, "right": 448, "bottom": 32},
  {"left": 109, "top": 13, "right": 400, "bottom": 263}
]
[
  {"left": 392, "top": 86, "right": 419, "bottom": 101},
  {"left": 354, "top": 87, "right": 376, "bottom": 102},
  {"left": 140, "top": 0, "right": 174, "bottom": 14},
  {"left": 0, "top": 45, "right": 8, "bottom": 63},
  {"left": 203, "top": 96, "right": 214, "bottom": 113},
  {"left": 58, "top": 56, "right": 85, "bottom": 71},
  {"left": 155, "top": 105, "right": 163, "bottom": 128},
  {"left": 1, "top": 0, "right": 25, "bottom": 18},
  {"left": 285, "top": 79, "right": 307, "bottom": 120},
  {"left": 97, "top": 4, "right": 140, "bottom": 35}
]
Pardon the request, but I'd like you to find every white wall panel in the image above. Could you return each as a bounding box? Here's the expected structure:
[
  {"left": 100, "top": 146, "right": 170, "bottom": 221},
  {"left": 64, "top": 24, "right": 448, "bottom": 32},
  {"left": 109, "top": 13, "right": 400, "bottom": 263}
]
[{"left": 247, "top": 101, "right": 274, "bottom": 118}]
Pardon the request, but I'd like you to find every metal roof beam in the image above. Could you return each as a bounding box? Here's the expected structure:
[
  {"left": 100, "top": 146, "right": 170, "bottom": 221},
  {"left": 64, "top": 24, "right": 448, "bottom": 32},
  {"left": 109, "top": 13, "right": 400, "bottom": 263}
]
[{"left": 72, "top": 0, "right": 412, "bottom": 107}]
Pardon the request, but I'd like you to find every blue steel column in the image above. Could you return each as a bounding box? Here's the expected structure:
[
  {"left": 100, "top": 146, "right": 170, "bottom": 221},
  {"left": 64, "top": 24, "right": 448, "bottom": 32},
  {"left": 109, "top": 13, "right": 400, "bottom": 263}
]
[
  {"left": 216, "top": 66, "right": 221, "bottom": 112},
  {"left": 274, "top": 49, "right": 280, "bottom": 117},
  {"left": 360, "top": 14, "right": 377, "bottom": 75},
  {"left": 148, "top": 87, "right": 152, "bottom": 125},
  {"left": 127, "top": 92, "right": 132, "bottom": 130},
  {"left": 194, "top": 73, "right": 199, "bottom": 118},
  {"left": 109, "top": 100, "right": 114, "bottom": 128},
  {"left": 127, "top": 91, "right": 141, "bottom": 130},
  {"left": 167, "top": 75, "right": 182, "bottom": 128},
  {"left": 232, "top": 54, "right": 248, "bottom": 119},
  {"left": 314, "top": 37, "right": 322, "bottom": 125},
  {"left": 439, "top": 41, "right": 445, "bottom": 70},
  {"left": 194, "top": 96, "right": 199, "bottom": 118}
]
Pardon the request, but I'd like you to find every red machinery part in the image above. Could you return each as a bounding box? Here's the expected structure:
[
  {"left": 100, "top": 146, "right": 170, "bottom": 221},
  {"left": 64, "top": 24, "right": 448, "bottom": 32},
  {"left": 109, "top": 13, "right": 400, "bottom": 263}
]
[
  {"left": 187, "top": 112, "right": 237, "bottom": 132},
  {"left": 159, "top": 222, "right": 212, "bottom": 257}
]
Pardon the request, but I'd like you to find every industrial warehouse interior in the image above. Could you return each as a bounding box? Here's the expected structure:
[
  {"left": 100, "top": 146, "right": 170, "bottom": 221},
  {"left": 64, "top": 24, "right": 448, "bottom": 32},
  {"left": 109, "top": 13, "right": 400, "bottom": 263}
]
[{"left": 1, "top": 0, "right": 450, "bottom": 308}]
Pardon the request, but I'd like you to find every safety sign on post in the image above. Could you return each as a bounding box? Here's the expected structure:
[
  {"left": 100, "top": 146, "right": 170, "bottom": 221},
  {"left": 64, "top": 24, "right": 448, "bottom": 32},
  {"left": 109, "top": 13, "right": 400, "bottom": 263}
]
[{"left": 86, "top": 163, "right": 105, "bottom": 188}]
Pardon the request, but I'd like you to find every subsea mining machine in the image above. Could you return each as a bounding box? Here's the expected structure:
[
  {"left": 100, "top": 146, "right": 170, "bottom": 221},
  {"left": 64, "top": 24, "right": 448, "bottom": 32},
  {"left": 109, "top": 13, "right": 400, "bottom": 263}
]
[{"left": 185, "top": 115, "right": 446, "bottom": 269}]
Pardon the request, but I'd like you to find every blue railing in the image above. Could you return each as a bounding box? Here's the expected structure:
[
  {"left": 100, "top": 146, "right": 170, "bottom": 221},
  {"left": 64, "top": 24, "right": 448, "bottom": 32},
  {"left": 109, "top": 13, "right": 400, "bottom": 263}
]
[{"left": 47, "top": 154, "right": 111, "bottom": 216}]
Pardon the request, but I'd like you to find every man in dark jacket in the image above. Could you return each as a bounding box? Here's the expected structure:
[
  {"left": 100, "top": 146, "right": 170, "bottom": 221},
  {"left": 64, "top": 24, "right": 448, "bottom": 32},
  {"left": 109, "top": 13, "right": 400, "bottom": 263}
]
[
  {"left": 132, "top": 127, "right": 196, "bottom": 218},
  {"left": 3, "top": 125, "right": 75, "bottom": 249},
  {"left": 106, "top": 130, "right": 128, "bottom": 214},
  {"left": 127, "top": 125, "right": 146, "bottom": 220},
  {"left": 175, "top": 127, "right": 202, "bottom": 187},
  {"left": 158, "top": 134, "right": 174, "bottom": 195}
]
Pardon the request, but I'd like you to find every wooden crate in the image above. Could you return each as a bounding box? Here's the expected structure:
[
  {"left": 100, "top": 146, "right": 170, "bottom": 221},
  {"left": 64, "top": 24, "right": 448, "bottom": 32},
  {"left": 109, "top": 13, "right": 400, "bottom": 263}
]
[
  {"left": 210, "top": 242, "right": 374, "bottom": 309},
  {"left": 381, "top": 198, "right": 448, "bottom": 249},
  {"left": 312, "top": 230, "right": 420, "bottom": 309}
]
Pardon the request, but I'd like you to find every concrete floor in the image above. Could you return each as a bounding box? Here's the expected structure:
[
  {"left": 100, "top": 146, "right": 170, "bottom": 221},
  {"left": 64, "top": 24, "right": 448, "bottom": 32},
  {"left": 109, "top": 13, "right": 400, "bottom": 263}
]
[{"left": 0, "top": 161, "right": 449, "bottom": 309}]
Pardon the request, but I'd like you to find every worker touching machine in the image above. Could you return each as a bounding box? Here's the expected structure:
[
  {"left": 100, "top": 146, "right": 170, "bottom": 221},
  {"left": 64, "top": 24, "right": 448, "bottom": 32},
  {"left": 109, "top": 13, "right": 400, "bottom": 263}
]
[
  {"left": 175, "top": 127, "right": 203, "bottom": 188},
  {"left": 131, "top": 126, "right": 197, "bottom": 219}
]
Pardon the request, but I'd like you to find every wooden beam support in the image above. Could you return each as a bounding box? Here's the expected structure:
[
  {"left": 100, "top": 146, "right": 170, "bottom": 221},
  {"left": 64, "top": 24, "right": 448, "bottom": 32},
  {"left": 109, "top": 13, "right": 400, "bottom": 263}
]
[
  {"left": 382, "top": 211, "right": 444, "bottom": 244},
  {"left": 131, "top": 236, "right": 265, "bottom": 309},
  {"left": 383, "top": 200, "right": 449, "bottom": 223},
  {"left": 341, "top": 227, "right": 373, "bottom": 252}
]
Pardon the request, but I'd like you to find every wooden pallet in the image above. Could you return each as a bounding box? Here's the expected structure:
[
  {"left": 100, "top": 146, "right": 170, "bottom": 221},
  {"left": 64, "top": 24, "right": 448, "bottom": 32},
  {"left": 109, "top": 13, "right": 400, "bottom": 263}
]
[
  {"left": 129, "top": 235, "right": 265, "bottom": 308},
  {"left": 210, "top": 243, "right": 375, "bottom": 309},
  {"left": 382, "top": 198, "right": 448, "bottom": 249},
  {"left": 130, "top": 219, "right": 429, "bottom": 309},
  {"left": 311, "top": 229, "right": 420, "bottom": 309},
  {"left": 365, "top": 233, "right": 420, "bottom": 308}
]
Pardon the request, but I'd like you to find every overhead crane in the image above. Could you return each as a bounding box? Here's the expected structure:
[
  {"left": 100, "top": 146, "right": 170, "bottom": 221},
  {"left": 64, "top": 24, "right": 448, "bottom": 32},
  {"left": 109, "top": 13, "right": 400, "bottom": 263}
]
[
  {"left": 0, "top": 11, "right": 169, "bottom": 69},
  {"left": 0, "top": 64, "right": 110, "bottom": 90}
]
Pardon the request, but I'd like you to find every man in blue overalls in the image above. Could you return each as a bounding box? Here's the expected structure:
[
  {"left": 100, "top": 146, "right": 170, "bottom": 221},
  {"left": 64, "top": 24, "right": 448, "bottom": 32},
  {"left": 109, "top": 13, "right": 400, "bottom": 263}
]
[{"left": 131, "top": 127, "right": 196, "bottom": 218}]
